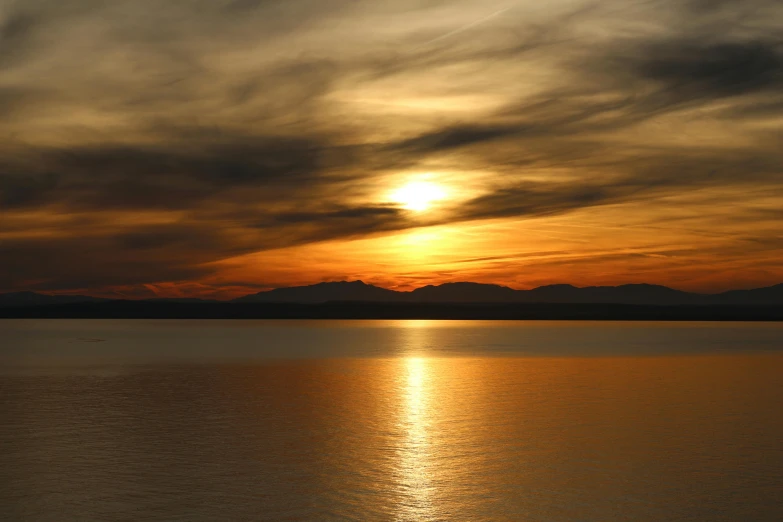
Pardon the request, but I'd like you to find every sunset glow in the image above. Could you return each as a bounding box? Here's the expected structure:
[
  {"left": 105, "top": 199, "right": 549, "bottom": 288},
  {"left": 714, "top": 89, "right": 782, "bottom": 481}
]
[{"left": 0, "top": 0, "right": 780, "bottom": 299}]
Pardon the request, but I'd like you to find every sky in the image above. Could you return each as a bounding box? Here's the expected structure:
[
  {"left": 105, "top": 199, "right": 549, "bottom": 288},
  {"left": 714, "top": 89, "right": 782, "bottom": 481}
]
[{"left": 0, "top": 0, "right": 781, "bottom": 299}]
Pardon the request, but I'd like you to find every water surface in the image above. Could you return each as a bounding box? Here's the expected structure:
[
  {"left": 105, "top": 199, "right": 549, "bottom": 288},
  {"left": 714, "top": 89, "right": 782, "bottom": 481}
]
[{"left": 1, "top": 320, "right": 782, "bottom": 521}]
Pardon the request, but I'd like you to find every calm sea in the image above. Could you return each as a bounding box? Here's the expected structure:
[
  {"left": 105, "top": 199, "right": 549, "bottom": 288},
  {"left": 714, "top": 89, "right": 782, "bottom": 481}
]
[{"left": 1, "top": 320, "right": 782, "bottom": 521}]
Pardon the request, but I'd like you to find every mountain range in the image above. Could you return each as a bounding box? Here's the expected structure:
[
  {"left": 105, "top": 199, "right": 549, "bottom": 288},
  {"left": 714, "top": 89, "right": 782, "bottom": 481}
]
[
  {"left": 3, "top": 281, "right": 782, "bottom": 308},
  {"left": 234, "top": 281, "right": 783, "bottom": 306},
  {"left": 0, "top": 291, "right": 109, "bottom": 307}
]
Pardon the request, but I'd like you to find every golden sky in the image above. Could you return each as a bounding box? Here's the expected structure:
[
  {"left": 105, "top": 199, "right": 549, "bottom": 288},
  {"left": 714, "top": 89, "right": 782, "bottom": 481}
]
[{"left": 0, "top": 0, "right": 781, "bottom": 298}]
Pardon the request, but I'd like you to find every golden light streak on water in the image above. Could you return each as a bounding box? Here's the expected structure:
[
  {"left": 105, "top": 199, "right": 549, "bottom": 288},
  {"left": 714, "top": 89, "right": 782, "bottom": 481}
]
[
  {"left": 395, "top": 320, "right": 438, "bottom": 520},
  {"left": 395, "top": 356, "right": 437, "bottom": 521}
]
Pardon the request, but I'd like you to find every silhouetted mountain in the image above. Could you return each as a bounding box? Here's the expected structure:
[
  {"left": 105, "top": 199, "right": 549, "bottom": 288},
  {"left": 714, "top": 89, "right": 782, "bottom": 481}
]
[
  {"left": 523, "top": 283, "right": 708, "bottom": 305},
  {"left": 408, "top": 282, "right": 711, "bottom": 305},
  {"left": 230, "top": 281, "right": 783, "bottom": 306},
  {"left": 715, "top": 283, "right": 783, "bottom": 305},
  {"left": 409, "top": 282, "right": 519, "bottom": 302},
  {"left": 0, "top": 291, "right": 107, "bottom": 307},
  {"left": 234, "top": 280, "right": 401, "bottom": 303},
  {"left": 3, "top": 282, "right": 782, "bottom": 311},
  {"left": 142, "top": 298, "right": 222, "bottom": 304}
]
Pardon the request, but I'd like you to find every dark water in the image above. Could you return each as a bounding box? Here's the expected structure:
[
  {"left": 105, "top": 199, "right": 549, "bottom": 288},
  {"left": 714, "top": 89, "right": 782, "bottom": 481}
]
[{"left": 1, "top": 320, "right": 782, "bottom": 521}]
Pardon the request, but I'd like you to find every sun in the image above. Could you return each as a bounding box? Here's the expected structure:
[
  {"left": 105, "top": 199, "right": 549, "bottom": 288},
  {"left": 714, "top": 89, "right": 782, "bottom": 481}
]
[{"left": 391, "top": 181, "right": 446, "bottom": 212}]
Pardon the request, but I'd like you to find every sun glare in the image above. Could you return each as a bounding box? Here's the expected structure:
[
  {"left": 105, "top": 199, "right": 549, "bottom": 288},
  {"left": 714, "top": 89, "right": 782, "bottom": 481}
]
[{"left": 392, "top": 181, "right": 446, "bottom": 212}]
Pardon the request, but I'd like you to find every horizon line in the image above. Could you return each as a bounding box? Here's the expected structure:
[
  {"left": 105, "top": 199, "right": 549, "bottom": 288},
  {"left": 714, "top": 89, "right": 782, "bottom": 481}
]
[{"left": 3, "top": 280, "right": 781, "bottom": 302}]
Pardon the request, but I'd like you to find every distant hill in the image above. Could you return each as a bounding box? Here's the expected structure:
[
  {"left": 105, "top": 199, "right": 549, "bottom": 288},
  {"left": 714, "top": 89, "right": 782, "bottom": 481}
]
[
  {"left": 522, "top": 283, "right": 708, "bottom": 306},
  {"left": 714, "top": 284, "right": 783, "bottom": 305},
  {"left": 0, "top": 293, "right": 229, "bottom": 308},
  {"left": 231, "top": 281, "right": 783, "bottom": 306},
  {"left": 0, "top": 291, "right": 107, "bottom": 307},
  {"left": 409, "top": 282, "right": 707, "bottom": 305},
  {"left": 234, "top": 280, "right": 401, "bottom": 303},
  {"left": 143, "top": 297, "right": 222, "bottom": 304},
  {"left": 2, "top": 282, "right": 782, "bottom": 310},
  {"left": 409, "top": 282, "right": 519, "bottom": 302}
]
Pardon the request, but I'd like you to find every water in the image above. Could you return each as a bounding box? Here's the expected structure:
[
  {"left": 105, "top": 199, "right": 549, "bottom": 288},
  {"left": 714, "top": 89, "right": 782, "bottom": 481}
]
[{"left": 1, "top": 320, "right": 782, "bottom": 521}]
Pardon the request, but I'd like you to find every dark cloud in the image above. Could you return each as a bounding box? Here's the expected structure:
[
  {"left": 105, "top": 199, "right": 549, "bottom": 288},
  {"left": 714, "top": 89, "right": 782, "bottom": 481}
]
[
  {"left": 0, "top": 135, "right": 336, "bottom": 210},
  {"left": 0, "top": 9, "right": 38, "bottom": 67},
  {"left": 269, "top": 206, "right": 401, "bottom": 225},
  {"left": 393, "top": 124, "right": 524, "bottom": 154},
  {"left": 637, "top": 41, "right": 782, "bottom": 96},
  {"left": 0, "top": 233, "right": 219, "bottom": 291},
  {"left": 0, "top": 203, "right": 409, "bottom": 290}
]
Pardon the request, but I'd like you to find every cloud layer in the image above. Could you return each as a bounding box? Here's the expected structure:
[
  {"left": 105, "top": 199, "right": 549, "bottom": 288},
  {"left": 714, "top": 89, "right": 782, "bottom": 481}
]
[{"left": 0, "top": 0, "right": 781, "bottom": 295}]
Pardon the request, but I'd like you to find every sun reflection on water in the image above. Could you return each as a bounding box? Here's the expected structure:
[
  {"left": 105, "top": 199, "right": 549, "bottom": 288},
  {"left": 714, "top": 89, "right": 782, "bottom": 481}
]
[{"left": 395, "top": 355, "right": 438, "bottom": 521}]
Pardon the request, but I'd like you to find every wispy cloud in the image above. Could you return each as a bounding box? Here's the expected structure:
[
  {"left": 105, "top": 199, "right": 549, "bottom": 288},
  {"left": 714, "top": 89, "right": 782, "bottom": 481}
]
[{"left": 0, "top": 0, "right": 781, "bottom": 294}]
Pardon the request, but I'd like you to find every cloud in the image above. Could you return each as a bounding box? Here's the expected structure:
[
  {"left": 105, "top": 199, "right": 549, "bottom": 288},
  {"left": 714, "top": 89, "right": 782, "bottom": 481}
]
[
  {"left": 635, "top": 41, "right": 782, "bottom": 97},
  {"left": 0, "top": 0, "right": 781, "bottom": 293}
]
